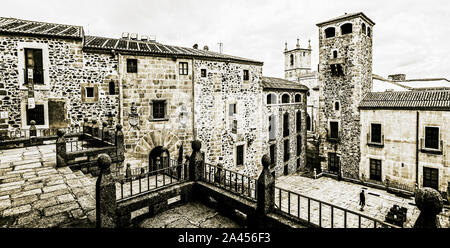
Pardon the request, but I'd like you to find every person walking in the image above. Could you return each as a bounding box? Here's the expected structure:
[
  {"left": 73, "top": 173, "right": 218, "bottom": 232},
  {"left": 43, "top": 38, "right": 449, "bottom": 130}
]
[
  {"left": 125, "top": 163, "right": 132, "bottom": 180},
  {"left": 359, "top": 189, "right": 366, "bottom": 211}
]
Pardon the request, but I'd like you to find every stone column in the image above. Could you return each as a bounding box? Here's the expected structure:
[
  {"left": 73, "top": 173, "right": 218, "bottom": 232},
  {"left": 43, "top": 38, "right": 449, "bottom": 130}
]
[
  {"left": 29, "top": 120, "right": 37, "bottom": 137},
  {"left": 102, "top": 121, "right": 109, "bottom": 142},
  {"left": 253, "top": 154, "right": 275, "bottom": 228},
  {"left": 55, "top": 129, "right": 66, "bottom": 168},
  {"left": 96, "top": 154, "right": 117, "bottom": 228},
  {"left": 115, "top": 124, "right": 124, "bottom": 163},
  {"left": 414, "top": 187, "right": 443, "bottom": 228},
  {"left": 189, "top": 140, "right": 204, "bottom": 181},
  {"left": 92, "top": 119, "right": 98, "bottom": 137}
]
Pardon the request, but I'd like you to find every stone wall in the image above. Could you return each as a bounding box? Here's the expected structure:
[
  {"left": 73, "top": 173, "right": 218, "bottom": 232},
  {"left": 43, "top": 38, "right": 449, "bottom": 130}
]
[
  {"left": 0, "top": 35, "right": 119, "bottom": 133},
  {"left": 120, "top": 55, "right": 194, "bottom": 161},
  {"left": 360, "top": 109, "right": 450, "bottom": 193},
  {"left": 194, "top": 60, "right": 263, "bottom": 177},
  {"left": 317, "top": 16, "right": 374, "bottom": 179},
  {"left": 262, "top": 90, "right": 307, "bottom": 177}
]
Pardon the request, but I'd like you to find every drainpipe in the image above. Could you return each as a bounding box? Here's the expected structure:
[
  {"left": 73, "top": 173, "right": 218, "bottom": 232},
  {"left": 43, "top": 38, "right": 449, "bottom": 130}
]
[
  {"left": 117, "top": 52, "right": 124, "bottom": 126},
  {"left": 415, "top": 111, "right": 419, "bottom": 186},
  {"left": 191, "top": 58, "right": 196, "bottom": 140}
]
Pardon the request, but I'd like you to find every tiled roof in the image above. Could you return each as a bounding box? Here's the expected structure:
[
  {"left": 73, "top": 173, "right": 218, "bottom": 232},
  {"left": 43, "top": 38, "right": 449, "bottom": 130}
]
[
  {"left": 83, "top": 35, "right": 263, "bottom": 65},
  {"left": 261, "top": 76, "right": 309, "bottom": 91},
  {"left": 0, "top": 17, "right": 83, "bottom": 39},
  {"left": 316, "top": 12, "right": 375, "bottom": 26},
  {"left": 360, "top": 90, "right": 450, "bottom": 110}
]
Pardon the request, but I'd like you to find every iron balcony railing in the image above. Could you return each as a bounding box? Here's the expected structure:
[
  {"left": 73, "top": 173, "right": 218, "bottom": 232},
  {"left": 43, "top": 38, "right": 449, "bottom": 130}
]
[
  {"left": 274, "top": 187, "right": 398, "bottom": 228},
  {"left": 203, "top": 163, "right": 257, "bottom": 201},
  {"left": 116, "top": 159, "right": 188, "bottom": 202}
]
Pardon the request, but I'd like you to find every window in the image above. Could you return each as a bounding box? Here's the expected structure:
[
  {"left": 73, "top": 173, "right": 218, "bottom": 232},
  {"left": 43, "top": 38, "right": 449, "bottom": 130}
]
[
  {"left": 423, "top": 167, "right": 438, "bottom": 190},
  {"left": 231, "top": 120, "right": 238, "bottom": 134},
  {"left": 341, "top": 23, "right": 353, "bottom": 35},
  {"left": 85, "top": 87, "right": 95, "bottom": 98},
  {"left": 306, "top": 114, "right": 311, "bottom": 131},
  {"left": 282, "top": 94, "right": 290, "bottom": 104},
  {"left": 229, "top": 103, "right": 237, "bottom": 134},
  {"left": 371, "top": 123, "right": 382, "bottom": 144},
  {"left": 201, "top": 69, "right": 207, "bottom": 77},
  {"left": 325, "top": 27, "right": 335, "bottom": 38},
  {"left": 362, "top": 23, "right": 366, "bottom": 34},
  {"left": 333, "top": 50, "right": 338, "bottom": 59},
  {"left": 179, "top": 62, "right": 188, "bottom": 75},
  {"left": 270, "top": 144, "right": 276, "bottom": 165},
  {"left": 331, "top": 64, "right": 345, "bottom": 77},
  {"left": 290, "top": 54, "right": 294, "bottom": 66},
  {"left": 152, "top": 100, "right": 166, "bottom": 119},
  {"left": 295, "top": 94, "right": 301, "bottom": 103},
  {"left": 424, "top": 127, "right": 439, "bottom": 150},
  {"left": 370, "top": 159, "right": 382, "bottom": 181},
  {"left": 127, "top": 59, "right": 138, "bottom": 73},
  {"left": 243, "top": 70, "right": 249, "bottom": 81},
  {"left": 297, "top": 135, "right": 302, "bottom": 156},
  {"left": 296, "top": 111, "right": 301, "bottom": 133},
  {"left": 283, "top": 113, "right": 289, "bottom": 137},
  {"left": 236, "top": 145, "right": 244, "bottom": 166},
  {"left": 335, "top": 101, "right": 340, "bottom": 111},
  {"left": 109, "top": 81, "right": 116, "bottom": 95},
  {"left": 284, "top": 139, "right": 290, "bottom": 162},
  {"left": 267, "top": 93, "right": 277, "bottom": 105},
  {"left": 269, "top": 115, "right": 276, "bottom": 140},
  {"left": 328, "top": 153, "right": 339, "bottom": 173},
  {"left": 24, "top": 48, "right": 44, "bottom": 85},
  {"left": 329, "top": 121, "right": 339, "bottom": 139},
  {"left": 26, "top": 104, "right": 45, "bottom": 125},
  {"left": 367, "top": 27, "right": 371, "bottom": 37}
]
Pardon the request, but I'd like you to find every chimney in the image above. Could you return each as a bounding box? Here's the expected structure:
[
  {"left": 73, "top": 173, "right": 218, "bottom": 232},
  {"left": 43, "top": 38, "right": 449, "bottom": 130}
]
[
  {"left": 296, "top": 38, "right": 300, "bottom": 48},
  {"left": 388, "top": 74, "right": 406, "bottom": 81},
  {"left": 285, "top": 42, "right": 288, "bottom": 51},
  {"left": 193, "top": 44, "right": 198, "bottom": 49},
  {"left": 121, "top": 32, "right": 129, "bottom": 39},
  {"left": 203, "top": 45, "right": 209, "bottom": 51},
  {"left": 130, "top": 33, "right": 138, "bottom": 40},
  {"left": 141, "top": 35, "right": 149, "bottom": 41}
]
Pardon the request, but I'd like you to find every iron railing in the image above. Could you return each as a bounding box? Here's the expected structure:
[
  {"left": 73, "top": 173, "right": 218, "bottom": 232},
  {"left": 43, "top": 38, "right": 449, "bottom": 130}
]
[
  {"left": 0, "top": 126, "right": 82, "bottom": 140},
  {"left": 116, "top": 159, "right": 188, "bottom": 201},
  {"left": 203, "top": 163, "right": 257, "bottom": 201},
  {"left": 274, "top": 187, "right": 398, "bottom": 228}
]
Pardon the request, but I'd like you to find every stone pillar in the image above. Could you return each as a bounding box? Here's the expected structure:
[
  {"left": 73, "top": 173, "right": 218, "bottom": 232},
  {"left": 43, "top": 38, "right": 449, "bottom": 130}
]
[
  {"left": 257, "top": 154, "right": 275, "bottom": 216},
  {"left": 55, "top": 129, "right": 66, "bottom": 168},
  {"left": 92, "top": 119, "right": 98, "bottom": 137},
  {"left": 189, "top": 140, "right": 204, "bottom": 181},
  {"left": 102, "top": 121, "right": 109, "bottom": 142},
  {"left": 414, "top": 187, "right": 443, "bottom": 228},
  {"left": 29, "top": 120, "right": 37, "bottom": 137},
  {"left": 115, "top": 124, "right": 124, "bottom": 162},
  {"left": 96, "top": 154, "right": 117, "bottom": 228},
  {"left": 82, "top": 117, "right": 89, "bottom": 135}
]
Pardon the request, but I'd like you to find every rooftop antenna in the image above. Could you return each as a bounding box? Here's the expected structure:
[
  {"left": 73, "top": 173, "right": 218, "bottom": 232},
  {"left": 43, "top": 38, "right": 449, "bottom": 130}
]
[{"left": 218, "top": 42, "right": 223, "bottom": 54}]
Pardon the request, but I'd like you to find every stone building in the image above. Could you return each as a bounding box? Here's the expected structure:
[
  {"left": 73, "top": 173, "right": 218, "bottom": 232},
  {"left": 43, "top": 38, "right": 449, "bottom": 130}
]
[
  {"left": 261, "top": 76, "right": 308, "bottom": 177},
  {"left": 316, "top": 12, "right": 375, "bottom": 179}
]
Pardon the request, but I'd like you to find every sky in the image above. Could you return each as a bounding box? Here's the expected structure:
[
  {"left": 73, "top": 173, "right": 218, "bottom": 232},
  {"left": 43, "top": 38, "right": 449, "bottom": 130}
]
[{"left": 1, "top": 0, "right": 449, "bottom": 80}]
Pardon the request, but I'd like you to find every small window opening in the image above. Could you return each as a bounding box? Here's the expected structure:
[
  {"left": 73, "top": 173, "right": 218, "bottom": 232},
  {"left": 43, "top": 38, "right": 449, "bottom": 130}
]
[
  {"left": 325, "top": 27, "right": 335, "bottom": 38},
  {"left": 341, "top": 23, "right": 353, "bottom": 35}
]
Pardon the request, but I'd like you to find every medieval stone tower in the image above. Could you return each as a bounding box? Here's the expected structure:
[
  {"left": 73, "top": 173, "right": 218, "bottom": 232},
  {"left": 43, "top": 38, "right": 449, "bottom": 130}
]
[
  {"left": 316, "top": 13, "right": 375, "bottom": 179},
  {"left": 284, "top": 38, "right": 312, "bottom": 81}
]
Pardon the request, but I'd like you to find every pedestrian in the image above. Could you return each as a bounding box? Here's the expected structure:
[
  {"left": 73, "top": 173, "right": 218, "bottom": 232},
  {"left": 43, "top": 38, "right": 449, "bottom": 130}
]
[
  {"left": 359, "top": 189, "right": 366, "bottom": 211},
  {"left": 140, "top": 167, "right": 146, "bottom": 179},
  {"left": 125, "top": 163, "right": 132, "bottom": 180}
]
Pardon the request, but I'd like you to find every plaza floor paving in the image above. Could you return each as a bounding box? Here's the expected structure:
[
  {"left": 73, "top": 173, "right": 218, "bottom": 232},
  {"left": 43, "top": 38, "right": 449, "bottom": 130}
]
[{"left": 275, "top": 173, "right": 450, "bottom": 228}]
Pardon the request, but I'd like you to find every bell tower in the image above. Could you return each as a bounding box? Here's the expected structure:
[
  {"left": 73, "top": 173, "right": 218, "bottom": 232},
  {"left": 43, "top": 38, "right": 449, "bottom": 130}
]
[
  {"left": 284, "top": 38, "right": 312, "bottom": 81},
  {"left": 316, "top": 12, "right": 375, "bottom": 179}
]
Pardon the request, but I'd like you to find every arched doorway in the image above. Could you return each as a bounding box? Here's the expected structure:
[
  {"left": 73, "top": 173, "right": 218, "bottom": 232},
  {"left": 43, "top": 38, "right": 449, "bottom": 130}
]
[{"left": 149, "top": 146, "right": 170, "bottom": 172}]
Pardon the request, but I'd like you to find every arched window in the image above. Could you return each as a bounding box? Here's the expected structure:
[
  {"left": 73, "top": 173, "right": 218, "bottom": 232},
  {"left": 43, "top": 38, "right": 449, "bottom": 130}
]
[
  {"left": 333, "top": 51, "right": 338, "bottom": 59},
  {"left": 295, "top": 94, "right": 301, "bottom": 103},
  {"left": 367, "top": 27, "right": 371, "bottom": 37},
  {"left": 306, "top": 114, "right": 311, "bottom": 131},
  {"left": 282, "top": 94, "right": 290, "bottom": 104},
  {"left": 335, "top": 102, "right": 340, "bottom": 111},
  {"left": 290, "top": 54, "right": 294, "bottom": 66},
  {"left": 109, "top": 81, "right": 116, "bottom": 95},
  {"left": 341, "top": 23, "right": 353, "bottom": 35},
  {"left": 269, "top": 114, "right": 276, "bottom": 140},
  {"left": 325, "top": 27, "right": 335, "bottom": 38},
  {"left": 266, "top": 93, "right": 277, "bottom": 105},
  {"left": 283, "top": 113, "right": 289, "bottom": 137},
  {"left": 362, "top": 23, "right": 366, "bottom": 34},
  {"left": 296, "top": 111, "right": 302, "bottom": 133}
]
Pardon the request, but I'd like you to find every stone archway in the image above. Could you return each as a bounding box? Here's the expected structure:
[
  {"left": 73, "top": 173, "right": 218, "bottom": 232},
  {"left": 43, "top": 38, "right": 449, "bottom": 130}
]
[{"left": 133, "top": 130, "right": 181, "bottom": 162}]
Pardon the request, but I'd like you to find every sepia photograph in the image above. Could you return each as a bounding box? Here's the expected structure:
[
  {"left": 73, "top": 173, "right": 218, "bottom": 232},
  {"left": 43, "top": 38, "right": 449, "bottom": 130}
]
[{"left": 0, "top": 0, "right": 449, "bottom": 244}]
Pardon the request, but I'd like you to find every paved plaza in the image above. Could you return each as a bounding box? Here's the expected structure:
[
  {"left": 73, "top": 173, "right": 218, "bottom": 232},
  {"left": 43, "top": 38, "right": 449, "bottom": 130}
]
[{"left": 275, "top": 174, "right": 450, "bottom": 228}]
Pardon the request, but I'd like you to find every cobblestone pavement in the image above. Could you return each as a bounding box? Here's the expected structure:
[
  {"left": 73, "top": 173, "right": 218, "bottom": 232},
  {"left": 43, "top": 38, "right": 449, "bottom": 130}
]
[
  {"left": 275, "top": 174, "right": 450, "bottom": 228},
  {"left": 0, "top": 145, "right": 96, "bottom": 228},
  {"left": 139, "top": 202, "right": 241, "bottom": 228}
]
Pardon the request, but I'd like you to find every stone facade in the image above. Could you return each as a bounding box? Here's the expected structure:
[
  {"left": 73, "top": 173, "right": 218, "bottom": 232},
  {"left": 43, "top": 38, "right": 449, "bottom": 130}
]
[
  {"left": 262, "top": 89, "right": 307, "bottom": 177},
  {"left": 0, "top": 35, "right": 119, "bottom": 133},
  {"left": 317, "top": 14, "right": 374, "bottom": 179}
]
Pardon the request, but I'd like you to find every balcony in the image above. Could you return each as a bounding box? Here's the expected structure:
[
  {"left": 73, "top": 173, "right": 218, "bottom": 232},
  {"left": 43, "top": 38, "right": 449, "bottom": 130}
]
[
  {"left": 367, "top": 133, "right": 384, "bottom": 148},
  {"left": 420, "top": 138, "right": 443, "bottom": 155}
]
